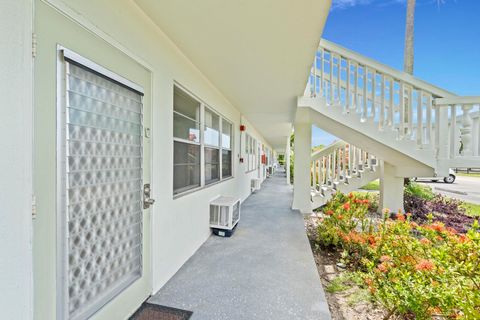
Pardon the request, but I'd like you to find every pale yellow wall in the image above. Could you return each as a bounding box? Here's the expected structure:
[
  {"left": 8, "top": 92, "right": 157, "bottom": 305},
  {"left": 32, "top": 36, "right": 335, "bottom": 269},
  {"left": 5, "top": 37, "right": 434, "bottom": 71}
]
[{"left": 34, "top": 0, "right": 275, "bottom": 319}]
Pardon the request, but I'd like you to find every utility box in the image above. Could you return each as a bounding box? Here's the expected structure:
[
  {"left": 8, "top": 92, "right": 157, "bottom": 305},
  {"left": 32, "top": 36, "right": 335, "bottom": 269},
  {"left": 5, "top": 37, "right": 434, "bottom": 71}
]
[{"left": 210, "top": 196, "right": 241, "bottom": 237}]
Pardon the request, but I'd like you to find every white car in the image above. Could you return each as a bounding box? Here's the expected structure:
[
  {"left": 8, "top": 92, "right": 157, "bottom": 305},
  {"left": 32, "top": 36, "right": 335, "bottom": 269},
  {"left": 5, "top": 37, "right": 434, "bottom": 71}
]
[{"left": 414, "top": 169, "right": 456, "bottom": 184}]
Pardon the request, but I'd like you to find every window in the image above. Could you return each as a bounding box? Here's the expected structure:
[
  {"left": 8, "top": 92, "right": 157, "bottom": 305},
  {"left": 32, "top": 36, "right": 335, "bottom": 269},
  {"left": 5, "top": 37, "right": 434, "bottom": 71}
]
[
  {"left": 173, "top": 87, "right": 201, "bottom": 194},
  {"left": 204, "top": 108, "right": 220, "bottom": 185},
  {"left": 173, "top": 85, "right": 233, "bottom": 195},
  {"left": 222, "top": 119, "right": 232, "bottom": 178}
]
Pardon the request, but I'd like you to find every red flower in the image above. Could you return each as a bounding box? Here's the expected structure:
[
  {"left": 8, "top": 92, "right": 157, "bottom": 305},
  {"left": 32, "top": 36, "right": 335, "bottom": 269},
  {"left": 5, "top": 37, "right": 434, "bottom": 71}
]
[
  {"left": 396, "top": 213, "right": 405, "bottom": 221},
  {"left": 343, "top": 203, "right": 350, "bottom": 211},
  {"left": 337, "top": 214, "right": 344, "bottom": 220},
  {"left": 415, "top": 259, "right": 435, "bottom": 271},
  {"left": 348, "top": 193, "right": 354, "bottom": 199},
  {"left": 420, "top": 238, "right": 431, "bottom": 245},
  {"left": 362, "top": 199, "right": 369, "bottom": 205},
  {"left": 325, "top": 210, "right": 334, "bottom": 216}
]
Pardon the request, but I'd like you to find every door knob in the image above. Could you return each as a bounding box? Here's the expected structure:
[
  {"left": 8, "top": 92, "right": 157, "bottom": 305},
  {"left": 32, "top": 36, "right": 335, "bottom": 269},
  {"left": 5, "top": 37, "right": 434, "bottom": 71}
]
[{"left": 143, "top": 183, "right": 156, "bottom": 209}]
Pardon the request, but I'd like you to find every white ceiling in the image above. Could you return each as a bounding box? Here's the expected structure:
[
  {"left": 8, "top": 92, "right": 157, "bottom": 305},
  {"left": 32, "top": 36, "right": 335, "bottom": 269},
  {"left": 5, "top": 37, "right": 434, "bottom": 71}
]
[{"left": 134, "top": 0, "right": 331, "bottom": 150}]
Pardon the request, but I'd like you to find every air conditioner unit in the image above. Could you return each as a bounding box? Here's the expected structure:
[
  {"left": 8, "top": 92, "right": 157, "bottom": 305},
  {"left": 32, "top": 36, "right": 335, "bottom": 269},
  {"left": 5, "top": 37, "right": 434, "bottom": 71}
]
[
  {"left": 251, "top": 178, "right": 261, "bottom": 192},
  {"left": 210, "top": 196, "right": 241, "bottom": 237}
]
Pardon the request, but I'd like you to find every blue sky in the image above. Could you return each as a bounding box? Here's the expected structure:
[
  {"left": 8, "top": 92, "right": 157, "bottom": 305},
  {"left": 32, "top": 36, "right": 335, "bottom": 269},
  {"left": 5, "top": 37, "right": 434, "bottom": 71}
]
[{"left": 312, "top": 0, "right": 480, "bottom": 147}]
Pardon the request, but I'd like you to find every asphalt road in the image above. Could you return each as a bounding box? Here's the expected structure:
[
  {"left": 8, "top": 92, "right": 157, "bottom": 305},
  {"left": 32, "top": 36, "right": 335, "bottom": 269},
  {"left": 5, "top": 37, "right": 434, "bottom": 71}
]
[{"left": 416, "top": 175, "right": 480, "bottom": 204}]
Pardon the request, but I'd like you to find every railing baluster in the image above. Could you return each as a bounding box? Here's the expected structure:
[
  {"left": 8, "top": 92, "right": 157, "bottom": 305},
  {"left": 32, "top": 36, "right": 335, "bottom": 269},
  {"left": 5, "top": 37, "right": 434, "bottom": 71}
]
[
  {"left": 329, "top": 52, "right": 334, "bottom": 105},
  {"left": 372, "top": 70, "right": 376, "bottom": 120},
  {"left": 337, "top": 148, "right": 341, "bottom": 181},
  {"left": 417, "top": 91, "right": 423, "bottom": 147},
  {"left": 408, "top": 87, "right": 414, "bottom": 138},
  {"left": 450, "top": 105, "right": 457, "bottom": 158},
  {"left": 399, "top": 82, "right": 405, "bottom": 138},
  {"left": 473, "top": 112, "right": 480, "bottom": 156},
  {"left": 389, "top": 78, "right": 394, "bottom": 127},
  {"left": 460, "top": 104, "right": 474, "bottom": 156},
  {"left": 326, "top": 154, "right": 331, "bottom": 186},
  {"left": 426, "top": 94, "right": 432, "bottom": 147},
  {"left": 346, "top": 60, "right": 351, "bottom": 110},
  {"left": 320, "top": 48, "right": 324, "bottom": 96},
  {"left": 380, "top": 74, "right": 385, "bottom": 130},
  {"left": 354, "top": 63, "right": 359, "bottom": 112},
  {"left": 363, "top": 67, "right": 368, "bottom": 121},
  {"left": 313, "top": 53, "right": 317, "bottom": 97},
  {"left": 337, "top": 56, "right": 341, "bottom": 106}
]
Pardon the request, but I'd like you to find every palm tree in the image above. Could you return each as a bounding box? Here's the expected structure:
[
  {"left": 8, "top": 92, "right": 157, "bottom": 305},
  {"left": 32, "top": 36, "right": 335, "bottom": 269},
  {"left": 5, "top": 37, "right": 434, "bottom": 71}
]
[{"left": 403, "top": 0, "right": 416, "bottom": 75}]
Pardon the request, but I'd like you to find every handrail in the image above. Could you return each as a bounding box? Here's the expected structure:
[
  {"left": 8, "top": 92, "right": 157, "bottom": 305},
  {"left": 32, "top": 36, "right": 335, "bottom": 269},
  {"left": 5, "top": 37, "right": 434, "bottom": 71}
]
[
  {"left": 320, "top": 39, "right": 457, "bottom": 98},
  {"left": 310, "top": 140, "right": 377, "bottom": 192},
  {"left": 311, "top": 140, "right": 345, "bottom": 161},
  {"left": 434, "top": 97, "right": 480, "bottom": 159}
]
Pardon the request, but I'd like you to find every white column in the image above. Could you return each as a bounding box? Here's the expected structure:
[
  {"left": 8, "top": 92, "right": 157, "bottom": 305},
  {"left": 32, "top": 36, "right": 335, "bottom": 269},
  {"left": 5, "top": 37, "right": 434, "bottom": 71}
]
[
  {"left": 379, "top": 161, "right": 404, "bottom": 213},
  {"left": 0, "top": 1, "right": 34, "bottom": 319},
  {"left": 292, "top": 123, "right": 312, "bottom": 214},
  {"left": 285, "top": 136, "right": 291, "bottom": 185}
]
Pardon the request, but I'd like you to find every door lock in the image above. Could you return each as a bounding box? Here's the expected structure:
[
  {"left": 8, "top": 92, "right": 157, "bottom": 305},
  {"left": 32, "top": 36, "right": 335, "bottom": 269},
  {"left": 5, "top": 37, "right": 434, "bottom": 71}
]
[{"left": 143, "top": 183, "right": 156, "bottom": 209}]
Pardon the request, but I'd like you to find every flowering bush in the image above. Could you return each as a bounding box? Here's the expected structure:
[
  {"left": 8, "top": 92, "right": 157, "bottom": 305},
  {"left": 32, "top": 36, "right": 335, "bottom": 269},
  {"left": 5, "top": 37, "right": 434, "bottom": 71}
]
[{"left": 316, "top": 193, "right": 480, "bottom": 319}]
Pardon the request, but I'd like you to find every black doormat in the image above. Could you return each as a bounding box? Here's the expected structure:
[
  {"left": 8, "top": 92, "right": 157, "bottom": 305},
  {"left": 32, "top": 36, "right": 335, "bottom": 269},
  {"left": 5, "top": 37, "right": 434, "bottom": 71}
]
[{"left": 129, "top": 303, "right": 193, "bottom": 320}]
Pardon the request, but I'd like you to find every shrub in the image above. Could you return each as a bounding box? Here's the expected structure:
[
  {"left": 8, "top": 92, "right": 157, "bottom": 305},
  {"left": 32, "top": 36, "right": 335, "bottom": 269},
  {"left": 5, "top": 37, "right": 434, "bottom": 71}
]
[
  {"left": 404, "top": 185, "right": 475, "bottom": 233},
  {"left": 316, "top": 194, "right": 480, "bottom": 319},
  {"left": 404, "top": 182, "right": 435, "bottom": 200}
]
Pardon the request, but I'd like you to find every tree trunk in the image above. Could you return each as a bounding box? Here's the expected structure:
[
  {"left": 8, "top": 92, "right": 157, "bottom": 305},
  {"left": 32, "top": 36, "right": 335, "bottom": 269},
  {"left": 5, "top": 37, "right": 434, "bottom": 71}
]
[
  {"left": 404, "top": 0, "right": 416, "bottom": 75},
  {"left": 402, "top": 0, "right": 416, "bottom": 137}
]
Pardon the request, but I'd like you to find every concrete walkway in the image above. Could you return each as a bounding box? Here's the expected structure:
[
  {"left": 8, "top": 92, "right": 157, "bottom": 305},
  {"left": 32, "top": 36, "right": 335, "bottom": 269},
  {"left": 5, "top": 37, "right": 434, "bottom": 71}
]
[{"left": 149, "top": 171, "right": 331, "bottom": 320}]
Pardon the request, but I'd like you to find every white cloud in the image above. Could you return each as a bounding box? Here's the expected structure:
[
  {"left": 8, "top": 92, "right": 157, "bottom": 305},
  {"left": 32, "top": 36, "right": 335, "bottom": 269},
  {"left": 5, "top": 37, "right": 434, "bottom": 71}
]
[
  {"left": 331, "top": 0, "right": 374, "bottom": 10},
  {"left": 331, "top": 0, "right": 408, "bottom": 10}
]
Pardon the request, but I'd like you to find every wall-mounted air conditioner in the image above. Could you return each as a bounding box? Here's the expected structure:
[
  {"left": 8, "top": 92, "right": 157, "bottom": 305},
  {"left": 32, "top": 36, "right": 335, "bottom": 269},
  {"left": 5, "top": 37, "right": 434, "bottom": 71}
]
[
  {"left": 210, "top": 196, "right": 241, "bottom": 237},
  {"left": 251, "top": 178, "right": 261, "bottom": 192}
]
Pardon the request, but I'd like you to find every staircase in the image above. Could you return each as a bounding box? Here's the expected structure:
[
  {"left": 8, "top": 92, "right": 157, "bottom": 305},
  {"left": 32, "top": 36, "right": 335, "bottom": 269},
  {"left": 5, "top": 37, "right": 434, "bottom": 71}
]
[
  {"left": 311, "top": 140, "right": 379, "bottom": 208},
  {"left": 302, "top": 39, "right": 480, "bottom": 209}
]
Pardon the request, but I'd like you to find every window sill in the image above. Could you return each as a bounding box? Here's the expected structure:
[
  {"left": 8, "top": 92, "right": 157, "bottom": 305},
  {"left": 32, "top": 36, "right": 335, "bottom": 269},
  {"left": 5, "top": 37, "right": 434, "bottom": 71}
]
[{"left": 173, "top": 176, "right": 235, "bottom": 200}]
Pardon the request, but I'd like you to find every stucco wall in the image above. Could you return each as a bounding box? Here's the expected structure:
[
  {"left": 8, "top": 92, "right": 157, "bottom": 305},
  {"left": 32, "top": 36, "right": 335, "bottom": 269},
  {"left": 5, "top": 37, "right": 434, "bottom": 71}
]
[
  {"left": 0, "top": 1, "right": 34, "bottom": 319},
  {"left": 33, "top": 0, "right": 275, "bottom": 318}
]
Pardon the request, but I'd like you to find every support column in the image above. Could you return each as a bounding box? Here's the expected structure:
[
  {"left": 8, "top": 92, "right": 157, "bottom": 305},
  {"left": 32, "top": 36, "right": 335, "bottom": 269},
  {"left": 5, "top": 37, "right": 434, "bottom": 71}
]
[
  {"left": 379, "top": 161, "right": 404, "bottom": 213},
  {"left": 285, "top": 136, "right": 291, "bottom": 185},
  {"left": 292, "top": 122, "right": 312, "bottom": 214}
]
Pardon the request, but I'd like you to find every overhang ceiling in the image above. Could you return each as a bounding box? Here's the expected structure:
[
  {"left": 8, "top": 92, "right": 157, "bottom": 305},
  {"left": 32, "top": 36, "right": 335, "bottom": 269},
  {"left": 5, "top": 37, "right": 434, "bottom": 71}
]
[{"left": 134, "top": 0, "right": 331, "bottom": 149}]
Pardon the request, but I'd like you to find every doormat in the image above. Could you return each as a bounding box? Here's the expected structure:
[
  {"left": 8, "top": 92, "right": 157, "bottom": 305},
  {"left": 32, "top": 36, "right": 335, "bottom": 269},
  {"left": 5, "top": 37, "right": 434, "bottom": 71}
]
[{"left": 130, "top": 303, "right": 193, "bottom": 320}]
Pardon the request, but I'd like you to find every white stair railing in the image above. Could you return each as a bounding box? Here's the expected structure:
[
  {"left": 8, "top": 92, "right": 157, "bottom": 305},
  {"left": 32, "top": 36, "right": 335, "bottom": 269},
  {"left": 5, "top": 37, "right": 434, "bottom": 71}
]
[
  {"left": 306, "top": 39, "right": 456, "bottom": 151},
  {"left": 311, "top": 141, "right": 378, "bottom": 198},
  {"left": 434, "top": 97, "right": 480, "bottom": 165}
]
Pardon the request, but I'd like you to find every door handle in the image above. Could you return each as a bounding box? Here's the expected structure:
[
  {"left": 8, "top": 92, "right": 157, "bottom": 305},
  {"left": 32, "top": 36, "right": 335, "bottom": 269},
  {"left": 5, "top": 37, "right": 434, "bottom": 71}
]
[{"left": 143, "top": 183, "right": 156, "bottom": 209}]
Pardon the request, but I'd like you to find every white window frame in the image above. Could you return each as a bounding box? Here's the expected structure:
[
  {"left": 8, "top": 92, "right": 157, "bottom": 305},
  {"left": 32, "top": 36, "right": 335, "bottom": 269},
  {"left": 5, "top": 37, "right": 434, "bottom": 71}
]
[{"left": 173, "top": 84, "right": 234, "bottom": 197}]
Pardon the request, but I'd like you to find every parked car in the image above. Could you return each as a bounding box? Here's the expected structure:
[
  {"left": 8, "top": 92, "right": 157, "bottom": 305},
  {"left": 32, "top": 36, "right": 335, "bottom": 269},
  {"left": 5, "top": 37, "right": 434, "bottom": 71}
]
[{"left": 413, "top": 169, "right": 456, "bottom": 184}]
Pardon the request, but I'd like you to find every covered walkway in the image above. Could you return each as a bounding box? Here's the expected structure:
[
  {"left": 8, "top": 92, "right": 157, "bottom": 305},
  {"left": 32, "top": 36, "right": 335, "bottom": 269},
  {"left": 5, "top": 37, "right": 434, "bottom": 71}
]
[{"left": 149, "top": 171, "right": 331, "bottom": 320}]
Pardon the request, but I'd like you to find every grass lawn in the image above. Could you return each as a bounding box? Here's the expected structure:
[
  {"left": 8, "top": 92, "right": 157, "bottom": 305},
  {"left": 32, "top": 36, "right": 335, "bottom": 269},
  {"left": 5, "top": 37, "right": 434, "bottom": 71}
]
[
  {"left": 462, "top": 202, "right": 480, "bottom": 217},
  {"left": 456, "top": 172, "right": 480, "bottom": 178},
  {"left": 360, "top": 179, "right": 379, "bottom": 191}
]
